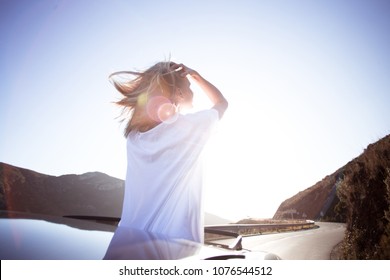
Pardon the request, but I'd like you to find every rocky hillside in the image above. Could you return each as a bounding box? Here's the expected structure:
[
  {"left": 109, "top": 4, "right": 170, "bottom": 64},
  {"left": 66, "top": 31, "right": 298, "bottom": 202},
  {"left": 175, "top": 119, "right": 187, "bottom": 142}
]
[
  {"left": 0, "top": 163, "right": 125, "bottom": 217},
  {"left": 273, "top": 168, "right": 344, "bottom": 221},
  {"left": 337, "top": 134, "right": 390, "bottom": 259},
  {"left": 274, "top": 134, "right": 390, "bottom": 259}
]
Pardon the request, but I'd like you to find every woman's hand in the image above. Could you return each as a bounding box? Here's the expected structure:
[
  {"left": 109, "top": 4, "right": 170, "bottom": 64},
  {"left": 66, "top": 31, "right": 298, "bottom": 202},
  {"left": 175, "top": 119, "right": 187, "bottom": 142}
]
[
  {"left": 170, "top": 62, "right": 228, "bottom": 118},
  {"left": 170, "top": 62, "right": 199, "bottom": 78}
]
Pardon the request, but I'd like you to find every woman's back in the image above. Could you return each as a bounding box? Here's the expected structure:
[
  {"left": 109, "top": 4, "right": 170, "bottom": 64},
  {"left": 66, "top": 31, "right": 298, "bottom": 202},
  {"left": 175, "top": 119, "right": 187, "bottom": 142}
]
[{"left": 120, "top": 109, "right": 219, "bottom": 242}]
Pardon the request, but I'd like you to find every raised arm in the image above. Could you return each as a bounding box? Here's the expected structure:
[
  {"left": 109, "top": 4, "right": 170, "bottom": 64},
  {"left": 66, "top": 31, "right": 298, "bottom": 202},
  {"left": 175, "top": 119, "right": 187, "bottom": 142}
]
[{"left": 173, "top": 63, "right": 228, "bottom": 118}]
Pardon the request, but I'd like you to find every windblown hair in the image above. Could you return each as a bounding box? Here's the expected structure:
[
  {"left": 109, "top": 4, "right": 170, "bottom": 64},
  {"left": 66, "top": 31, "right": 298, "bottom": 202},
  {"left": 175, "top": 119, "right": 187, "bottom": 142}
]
[{"left": 109, "top": 62, "right": 185, "bottom": 137}]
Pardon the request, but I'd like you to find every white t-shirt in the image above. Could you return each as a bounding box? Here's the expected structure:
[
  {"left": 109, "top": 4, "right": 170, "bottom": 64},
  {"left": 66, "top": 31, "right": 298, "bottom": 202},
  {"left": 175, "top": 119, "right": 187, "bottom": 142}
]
[{"left": 119, "top": 109, "right": 219, "bottom": 242}]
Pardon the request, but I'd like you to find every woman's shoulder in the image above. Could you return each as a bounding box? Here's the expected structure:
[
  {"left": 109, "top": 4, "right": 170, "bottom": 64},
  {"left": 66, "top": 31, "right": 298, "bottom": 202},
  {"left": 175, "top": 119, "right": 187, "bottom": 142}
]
[
  {"left": 180, "top": 108, "right": 219, "bottom": 122},
  {"left": 127, "top": 109, "right": 219, "bottom": 140},
  {"left": 175, "top": 109, "right": 219, "bottom": 136}
]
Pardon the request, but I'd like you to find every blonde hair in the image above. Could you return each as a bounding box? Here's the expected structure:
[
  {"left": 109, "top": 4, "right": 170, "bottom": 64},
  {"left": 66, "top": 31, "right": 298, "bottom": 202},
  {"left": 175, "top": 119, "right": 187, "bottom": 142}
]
[{"left": 109, "top": 62, "right": 185, "bottom": 137}]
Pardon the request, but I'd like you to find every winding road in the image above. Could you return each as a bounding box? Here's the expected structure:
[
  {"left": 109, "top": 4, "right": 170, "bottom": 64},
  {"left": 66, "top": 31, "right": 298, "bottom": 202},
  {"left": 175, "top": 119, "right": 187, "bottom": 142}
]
[{"left": 241, "top": 222, "right": 346, "bottom": 260}]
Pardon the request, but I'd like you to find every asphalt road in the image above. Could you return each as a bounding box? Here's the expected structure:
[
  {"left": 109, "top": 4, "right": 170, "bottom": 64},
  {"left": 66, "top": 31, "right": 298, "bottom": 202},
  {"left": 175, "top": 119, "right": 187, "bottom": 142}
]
[{"left": 242, "top": 222, "right": 346, "bottom": 260}]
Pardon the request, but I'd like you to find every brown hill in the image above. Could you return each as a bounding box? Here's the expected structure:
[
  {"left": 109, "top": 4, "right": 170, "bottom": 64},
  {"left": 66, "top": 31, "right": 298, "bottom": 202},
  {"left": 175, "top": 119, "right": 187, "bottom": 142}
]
[
  {"left": 273, "top": 169, "right": 344, "bottom": 221},
  {"left": 0, "top": 162, "right": 125, "bottom": 217},
  {"left": 273, "top": 134, "right": 390, "bottom": 259},
  {"left": 338, "top": 134, "right": 390, "bottom": 259}
]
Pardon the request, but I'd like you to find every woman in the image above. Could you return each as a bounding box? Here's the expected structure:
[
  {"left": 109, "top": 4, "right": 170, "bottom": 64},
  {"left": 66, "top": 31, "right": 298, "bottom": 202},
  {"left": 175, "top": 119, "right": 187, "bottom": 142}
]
[{"left": 110, "top": 62, "right": 228, "bottom": 243}]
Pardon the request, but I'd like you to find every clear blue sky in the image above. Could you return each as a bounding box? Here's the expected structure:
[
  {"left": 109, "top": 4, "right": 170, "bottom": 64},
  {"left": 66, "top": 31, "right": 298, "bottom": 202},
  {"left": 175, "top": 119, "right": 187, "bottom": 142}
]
[{"left": 1, "top": 0, "right": 389, "bottom": 220}]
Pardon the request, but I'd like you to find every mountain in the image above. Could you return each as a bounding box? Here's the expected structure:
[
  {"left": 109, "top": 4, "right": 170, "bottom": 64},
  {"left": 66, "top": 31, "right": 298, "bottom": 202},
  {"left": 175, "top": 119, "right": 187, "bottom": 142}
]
[
  {"left": 0, "top": 162, "right": 229, "bottom": 225},
  {"left": 273, "top": 168, "right": 344, "bottom": 221},
  {"left": 204, "top": 212, "right": 232, "bottom": 225},
  {"left": 273, "top": 134, "right": 390, "bottom": 259},
  {"left": 0, "top": 162, "right": 125, "bottom": 217}
]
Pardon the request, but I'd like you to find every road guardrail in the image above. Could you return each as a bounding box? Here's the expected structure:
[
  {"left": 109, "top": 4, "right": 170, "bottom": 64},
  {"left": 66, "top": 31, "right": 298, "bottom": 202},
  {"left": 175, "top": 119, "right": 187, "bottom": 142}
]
[{"left": 205, "top": 220, "right": 316, "bottom": 238}]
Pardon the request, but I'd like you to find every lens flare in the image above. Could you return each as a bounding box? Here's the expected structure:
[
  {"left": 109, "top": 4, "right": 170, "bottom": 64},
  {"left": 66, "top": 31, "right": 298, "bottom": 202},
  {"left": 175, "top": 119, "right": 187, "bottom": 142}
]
[
  {"left": 158, "top": 103, "right": 178, "bottom": 124},
  {"left": 146, "top": 96, "right": 178, "bottom": 124}
]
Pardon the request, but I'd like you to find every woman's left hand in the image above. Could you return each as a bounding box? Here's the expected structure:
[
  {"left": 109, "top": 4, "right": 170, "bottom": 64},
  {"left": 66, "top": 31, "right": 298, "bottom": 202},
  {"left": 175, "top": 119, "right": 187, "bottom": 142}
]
[{"left": 170, "top": 62, "right": 198, "bottom": 78}]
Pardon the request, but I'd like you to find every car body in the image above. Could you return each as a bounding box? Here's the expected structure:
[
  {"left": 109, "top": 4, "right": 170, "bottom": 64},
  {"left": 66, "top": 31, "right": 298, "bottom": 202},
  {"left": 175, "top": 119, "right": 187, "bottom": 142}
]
[{"left": 0, "top": 211, "right": 280, "bottom": 260}]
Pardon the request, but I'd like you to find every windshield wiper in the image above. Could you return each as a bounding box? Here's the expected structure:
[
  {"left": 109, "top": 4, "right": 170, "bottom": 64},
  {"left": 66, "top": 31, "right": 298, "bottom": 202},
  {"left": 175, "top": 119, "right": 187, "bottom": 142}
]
[{"left": 204, "top": 228, "right": 243, "bottom": 250}]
